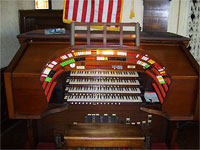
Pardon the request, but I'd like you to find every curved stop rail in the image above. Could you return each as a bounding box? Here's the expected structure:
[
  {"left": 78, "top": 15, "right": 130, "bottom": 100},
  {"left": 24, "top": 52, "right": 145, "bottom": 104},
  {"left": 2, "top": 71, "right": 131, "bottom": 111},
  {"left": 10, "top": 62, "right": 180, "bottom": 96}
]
[{"left": 70, "top": 22, "right": 140, "bottom": 50}]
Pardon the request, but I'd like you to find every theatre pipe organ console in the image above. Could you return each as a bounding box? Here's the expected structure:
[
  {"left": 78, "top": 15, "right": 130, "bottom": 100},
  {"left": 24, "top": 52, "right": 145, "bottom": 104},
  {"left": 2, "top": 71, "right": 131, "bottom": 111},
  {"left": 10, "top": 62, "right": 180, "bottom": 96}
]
[{"left": 4, "top": 23, "right": 199, "bottom": 148}]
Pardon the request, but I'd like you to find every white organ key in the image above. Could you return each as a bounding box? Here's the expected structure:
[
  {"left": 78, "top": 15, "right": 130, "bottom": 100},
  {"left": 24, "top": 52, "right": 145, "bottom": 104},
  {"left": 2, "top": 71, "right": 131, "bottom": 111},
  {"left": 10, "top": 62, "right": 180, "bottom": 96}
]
[
  {"left": 70, "top": 71, "right": 139, "bottom": 77},
  {"left": 69, "top": 78, "right": 140, "bottom": 85},
  {"left": 67, "top": 86, "right": 141, "bottom": 94},
  {"left": 66, "top": 94, "right": 142, "bottom": 103}
]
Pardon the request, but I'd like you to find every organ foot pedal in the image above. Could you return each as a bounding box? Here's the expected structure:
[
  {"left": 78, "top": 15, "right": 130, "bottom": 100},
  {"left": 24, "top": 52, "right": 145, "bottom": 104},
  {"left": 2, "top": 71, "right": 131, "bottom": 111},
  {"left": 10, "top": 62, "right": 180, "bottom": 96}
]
[{"left": 54, "top": 124, "right": 151, "bottom": 149}]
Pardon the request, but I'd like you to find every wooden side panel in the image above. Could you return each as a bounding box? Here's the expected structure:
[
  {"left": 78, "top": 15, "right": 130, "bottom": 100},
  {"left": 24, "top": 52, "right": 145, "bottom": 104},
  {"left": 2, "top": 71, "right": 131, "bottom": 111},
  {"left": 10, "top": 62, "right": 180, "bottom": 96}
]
[
  {"left": 180, "top": 43, "right": 199, "bottom": 121},
  {"left": 4, "top": 44, "right": 29, "bottom": 118},
  {"left": 162, "top": 78, "right": 198, "bottom": 116},
  {"left": 194, "top": 81, "right": 199, "bottom": 120},
  {"left": 4, "top": 72, "right": 15, "bottom": 118},
  {"left": 12, "top": 75, "right": 48, "bottom": 115}
]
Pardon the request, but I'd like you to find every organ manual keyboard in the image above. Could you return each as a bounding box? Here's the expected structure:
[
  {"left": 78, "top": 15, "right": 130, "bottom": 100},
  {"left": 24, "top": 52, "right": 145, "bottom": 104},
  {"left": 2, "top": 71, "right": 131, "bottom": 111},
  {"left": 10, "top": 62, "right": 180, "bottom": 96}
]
[
  {"left": 4, "top": 22, "right": 199, "bottom": 149},
  {"left": 64, "top": 70, "right": 143, "bottom": 104}
]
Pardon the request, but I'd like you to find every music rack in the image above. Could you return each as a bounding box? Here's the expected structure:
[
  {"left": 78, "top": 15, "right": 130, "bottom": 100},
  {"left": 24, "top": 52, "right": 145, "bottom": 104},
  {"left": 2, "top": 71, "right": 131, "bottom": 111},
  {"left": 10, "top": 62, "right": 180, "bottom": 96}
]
[{"left": 70, "top": 22, "right": 140, "bottom": 50}]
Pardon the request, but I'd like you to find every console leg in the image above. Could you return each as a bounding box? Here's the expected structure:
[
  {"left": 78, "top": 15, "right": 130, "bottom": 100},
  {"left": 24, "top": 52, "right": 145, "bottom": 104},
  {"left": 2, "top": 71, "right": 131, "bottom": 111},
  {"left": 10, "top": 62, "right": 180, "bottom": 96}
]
[
  {"left": 166, "top": 121, "right": 178, "bottom": 149},
  {"left": 27, "top": 119, "right": 37, "bottom": 149}
]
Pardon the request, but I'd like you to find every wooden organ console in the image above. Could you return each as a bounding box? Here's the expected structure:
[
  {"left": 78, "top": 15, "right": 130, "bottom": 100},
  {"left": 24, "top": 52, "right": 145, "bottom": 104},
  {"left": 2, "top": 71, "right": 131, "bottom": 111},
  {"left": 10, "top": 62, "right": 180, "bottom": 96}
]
[{"left": 4, "top": 22, "right": 199, "bottom": 149}]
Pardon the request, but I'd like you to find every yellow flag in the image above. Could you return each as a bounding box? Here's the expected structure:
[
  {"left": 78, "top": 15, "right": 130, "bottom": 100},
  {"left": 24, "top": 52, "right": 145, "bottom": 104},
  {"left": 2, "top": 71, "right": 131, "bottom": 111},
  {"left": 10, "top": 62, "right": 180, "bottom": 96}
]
[{"left": 130, "top": 0, "right": 135, "bottom": 18}]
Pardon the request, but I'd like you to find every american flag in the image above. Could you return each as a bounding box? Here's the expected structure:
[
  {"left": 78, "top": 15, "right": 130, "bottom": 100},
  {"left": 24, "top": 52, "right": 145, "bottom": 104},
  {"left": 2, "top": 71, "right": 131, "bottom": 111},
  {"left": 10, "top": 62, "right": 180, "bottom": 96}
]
[{"left": 63, "top": 0, "right": 123, "bottom": 24}]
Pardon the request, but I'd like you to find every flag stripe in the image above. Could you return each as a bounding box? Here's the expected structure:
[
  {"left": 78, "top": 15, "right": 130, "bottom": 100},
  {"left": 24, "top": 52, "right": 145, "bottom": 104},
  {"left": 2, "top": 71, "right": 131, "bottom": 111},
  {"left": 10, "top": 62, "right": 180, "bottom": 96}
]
[
  {"left": 102, "top": 0, "right": 109, "bottom": 22},
  {"left": 98, "top": 0, "right": 104, "bottom": 22},
  {"left": 64, "top": 0, "right": 123, "bottom": 27},
  {"left": 90, "top": 0, "right": 95, "bottom": 22},
  {"left": 81, "top": 0, "right": 88, "bottom": 22},
  {"left": 85, "top": 0, "right": 92, "bottom": 22},
  {"left": 116, "top": 0, "right": 122, "bottom": 23},
  {"left": 72, "top": 0, "right": 79, "bottom": 20},
  {"left": 111, "top": 0, "right": 118, "bottom": 23},
  {"left": 107, "top": 0, "right": 113, "bottom": 23},
  {"left": 64, "top": 0, "right": 70, "bottom": 19},
  {"left": 94, "top": 0, "right": 99, "bottom": 22},
  {"left": 68, "top": 0, "right": 74, "bottom": 20},
  {"left": 76, "top": 0, "right": 84, "bottom": 22}
]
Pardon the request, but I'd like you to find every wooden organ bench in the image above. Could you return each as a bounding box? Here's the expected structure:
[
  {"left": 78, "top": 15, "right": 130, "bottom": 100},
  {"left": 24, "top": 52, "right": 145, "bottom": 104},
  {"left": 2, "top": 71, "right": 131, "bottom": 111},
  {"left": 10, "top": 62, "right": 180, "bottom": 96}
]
[{"left": 55, "top": 124, "right": 149, "bottom": 149}]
